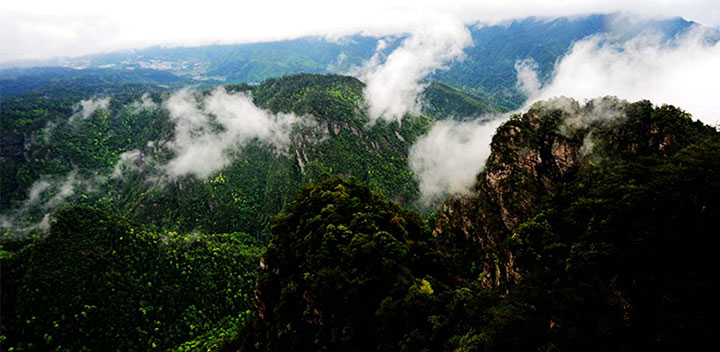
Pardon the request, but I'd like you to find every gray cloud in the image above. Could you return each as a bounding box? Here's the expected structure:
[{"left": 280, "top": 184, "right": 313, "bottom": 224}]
[
  {"left": 530, "top": 96, "right": 629, "bottom": 155},
  {"left": 111, "top": 149, "right": 143, "bottom": 179},
  {"left": 0, "top": 169, "right": 108, "bottom": 235},
  {"left": 131, "top": 93, "right": 157, "bottom": 113}
]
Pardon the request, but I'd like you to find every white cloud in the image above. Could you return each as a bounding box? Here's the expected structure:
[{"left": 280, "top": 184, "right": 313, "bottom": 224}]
[
  {"left": 163, "top": 87, "right": 300, "bottom": 178},
  {"left": 357, "top": 15, "right": 472, "bottom": 123},
  {"left": 112, "top": 149, "right": 143, "bottom": 179},
  {"left": 74, "top": 97, "right": 111, "bottom": 120},
  {"left": 26, "top": 180, "right": 51, "bottom": 205},
  {"left": 410, "top": 22, "right": 720, "bottom": 204},
  {"left": 1, "top": 87, "right": 304, "bottom": 234},
  {"left": 409, "top": 116, "right": 507, "bottom": 203},
  {"left": 515, "top": 58, "right": 542, "bottom": 99},
  {"left": 131, "top": 93, "right": 157, "bottom": 113},
  {"left": 46, "top": 171, "right": 77, "bottom": 207},
  {"left": 528, "top": 26, "right": 720, "bottom": 126},
  {"left": 3, "top": 1, "right": 719, "bottom": 63},
  {"left": 0, "top": 169, "right": 99, "bottom": 234}
]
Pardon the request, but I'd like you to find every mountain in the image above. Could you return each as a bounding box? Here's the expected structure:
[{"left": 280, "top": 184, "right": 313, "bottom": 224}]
[
  {"left": 229, "top": 97, "right": 719, "bottom": 351},
  {"left": 1, "top": 74, "right": 498, "bottom": 239},
  {"left": 0, "top": 35, "right": 392, "bottom": 87},
  {"left": 0, "top": 72, "right": 497, "bottom": 350},
  {"left": 0, "top": 66, "right": 189, "bottom": 96},
  {"left": 0, "top": 13, "right": 713, "bottom": 350},
  {"left": 432, "top": 97, "right": 718, "bottom": 349},
  {"left": 2, "top": 14, "right": 695, "bottom": 108},
  {"left": 2, "top": 88, "right": 717, "bottom": 350},
  {"left": 420, "top": 81, "right": 508, "bottom": 118},
  {"left": 433, "top": 15, "right": 694, "bottom": 107}
]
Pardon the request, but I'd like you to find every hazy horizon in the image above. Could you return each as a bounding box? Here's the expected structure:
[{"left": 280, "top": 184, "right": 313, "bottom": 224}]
[{"left": 2, "top": 0, "right": 720, "bottom": 64}]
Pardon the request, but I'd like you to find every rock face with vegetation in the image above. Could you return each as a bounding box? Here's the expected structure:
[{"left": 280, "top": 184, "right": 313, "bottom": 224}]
[{"left": 432, "top": 97, "right": 718, "bottom": 349}]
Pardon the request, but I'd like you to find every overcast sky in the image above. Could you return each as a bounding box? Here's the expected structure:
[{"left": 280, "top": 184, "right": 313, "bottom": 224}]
[{"left": 2, "top": 0, "right": 720, "bottom": 63}]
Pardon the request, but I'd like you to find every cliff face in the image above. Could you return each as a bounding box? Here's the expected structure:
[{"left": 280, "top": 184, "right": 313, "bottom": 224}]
[{"left": 434, "top": 96, "right": 711, "bottom": 291}]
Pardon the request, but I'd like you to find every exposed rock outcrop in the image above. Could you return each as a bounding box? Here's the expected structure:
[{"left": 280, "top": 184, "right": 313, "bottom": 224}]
[{"left": 433, "top": 97, "right": 690, "bottom": 291}]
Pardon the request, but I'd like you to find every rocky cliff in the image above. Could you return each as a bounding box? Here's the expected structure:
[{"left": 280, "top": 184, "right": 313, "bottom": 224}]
[{"left": 434, "top": 96, "right": 714, "bottom": 291}]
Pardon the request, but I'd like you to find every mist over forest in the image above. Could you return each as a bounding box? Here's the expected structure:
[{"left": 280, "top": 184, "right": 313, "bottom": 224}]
[{"left": 1, "top": 2, "right": 718, "bottom": 351}]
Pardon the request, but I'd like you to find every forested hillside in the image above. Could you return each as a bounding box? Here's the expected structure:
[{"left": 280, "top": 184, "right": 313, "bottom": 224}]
[
  {"left": 0, "top": 67, "right": 189, "bottom": 96},
  {"left": 1, "top": 74, "right": 499, "bottom": 239},
  {"left": 227, "top": 98, "right": 719, "bottom": 351},
  {"left": 2, "top": 86, "right": 717, "bottom": 350},
  {"left": 1, "top": 206, "right": 262, "bottom": 351},
  {"left": 433, "top": 15, "right": 693, "bottom": 107}
]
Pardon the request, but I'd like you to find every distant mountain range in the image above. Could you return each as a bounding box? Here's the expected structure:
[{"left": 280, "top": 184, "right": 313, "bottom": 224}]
[{"left": 1, "top": 14, "right": 695, "bottom": 108}]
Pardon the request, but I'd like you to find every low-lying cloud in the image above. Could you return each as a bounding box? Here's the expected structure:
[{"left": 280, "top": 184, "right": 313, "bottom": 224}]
[
  {"left": 75, "top": 97, "right": 111, "bottom": 120},
  {"left": 0, "top": 170, "right": 108, "bottom": 235},
  {"left": 2, "top": 88, "right": 305, "bottom": 236},
  {"left": 131, "top": 93, "right": 157, "bottom": 113},
  {"left": 357, "top": 16, "right": 472, "bottom": 123},
  {"left": 515, "top": 58, "right": 542, "bottom": 99},
  {"left": 159, "top": 87, "right": 300, "bottom": 179},
  {"left": 409, "top": 116, "right": 507, "bottom": 204},
  {"left": 526, "top": 26, "right": 720, "bottom": 126}
]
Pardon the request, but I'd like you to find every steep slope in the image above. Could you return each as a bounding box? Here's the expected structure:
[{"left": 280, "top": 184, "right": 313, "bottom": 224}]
[
  {"left": 420, "top": 81, "right": 507, "bottom": 118},
  {"left": 3, "top": 95, "right": 717, "bottom": 351},
  {"left": 131, "top": 74, "right": 433, "bottom": 236},
  {"left": 235, "top": 176, "right": 448, "bottom": 352}
]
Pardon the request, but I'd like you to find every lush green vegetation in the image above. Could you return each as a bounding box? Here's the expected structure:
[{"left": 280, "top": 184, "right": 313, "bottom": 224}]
[
  {"left": 434, "top": 15, "right": 692, "bottom": 108},
  {"left": 0, "top": 67, "right": 188, "bottom": 96},
  {"left": 1, "top": 68, "right": 716, "bottom": 351},
  {"left": 1, "top": 206, "right": 262, "bottom": 351},
  {"left": 226, "top": 99, "right": 718, "bottom": 351},
  {"left": 432, "top": 99, "right": 719, "bottom": 350},
  {"left": 230, "top": 175, "right": 450, "bottom": 351},
  {"left": 3, "top": 74, "right": 466, "bottom": 238},
  {"left": 420, "top": 81, "right": 506, "bottom": 118}
]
